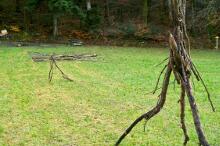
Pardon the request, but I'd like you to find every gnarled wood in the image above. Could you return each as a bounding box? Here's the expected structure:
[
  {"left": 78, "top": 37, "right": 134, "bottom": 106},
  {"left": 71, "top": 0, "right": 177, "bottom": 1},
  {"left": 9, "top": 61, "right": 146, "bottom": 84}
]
[{"left": 115, "top": 0, "right": 214, "bottom": 145}]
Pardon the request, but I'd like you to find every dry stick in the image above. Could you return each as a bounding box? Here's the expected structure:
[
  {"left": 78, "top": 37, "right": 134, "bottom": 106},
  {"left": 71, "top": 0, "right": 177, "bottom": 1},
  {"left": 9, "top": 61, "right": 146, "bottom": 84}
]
[
  {"left": 172, "top": 40, "right": 210, "bottom": 145},
  {"left": 179, "top": 44, "right": 215, "bottom": 111},
  {"left": 32, "top": 53, "right": 98, "bottom": 62},
  {"left": 146, "top": 81, "right": 175, "bottom": 95},
  {"left": 177, "top": 24, "right": 211, "bottom": 144},
  {"left": 49, "top": 55, "right": 74, "bottom": 82},
  {"left": 152, "top": 65, "right": 167, "bottom": 94},
  {"left": 179, "top": 43, "right": 200, "bottom": 81},
  {"left": 178, "top": 28, "right": 210, "bottom": 100},
  {"left": 144, "top": 93, "right": 160, "bottom": 132},
  {"left": 145, "top": 61, "right": 169, "bottom": 95},
  {"left": 177, "top": 0, "right": 212, "bottom": 142},
  {"left": 179, "top": 82, "right": 189, "bottom": 145},
  {"left": 115, "top": 63, "right": 172, "bottom": 146},
  {"left": 191, "top": 62, "right": 215, "bottom": 112},
  {"left": 146, "top": 55, "right": 174, "bottom": 95},
  {"left": 180, "top": 46, "right": 215, "bottom": 111},
  {"left": 179, "top": 42, "right": 200, "bottom": 81},
  {"left": 172, "top": 29, "right": 210, "bottom": 145},
  {"left": 179, "top": 54, "right": 210, "bottom": 146},
  {"left": 52, "top": 57, "right": 74, "bottom": 82},
  {"left": 169, "top": 53, "right": 181, "bottom": 84},
  {"left": 48, "top": 57, "right": 54, "bottom": 82},
  {"left": 182, "top": 21, "right": 191, "bottom": 57},
  {"left": 154, "top": 57, "right": 169, "bottom": 67}
]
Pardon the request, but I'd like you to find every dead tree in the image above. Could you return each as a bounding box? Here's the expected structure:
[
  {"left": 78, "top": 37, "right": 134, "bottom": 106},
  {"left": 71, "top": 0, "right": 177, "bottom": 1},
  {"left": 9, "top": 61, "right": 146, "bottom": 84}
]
[{"left": 115, "top": 0, "right": 215, "bottom": 145}]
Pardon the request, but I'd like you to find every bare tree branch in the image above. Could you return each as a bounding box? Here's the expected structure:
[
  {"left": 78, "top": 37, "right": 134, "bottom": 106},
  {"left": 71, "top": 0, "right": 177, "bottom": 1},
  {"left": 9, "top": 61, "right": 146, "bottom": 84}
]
[{"left": 115, "top": 64, "right": 172, "bottom": 146}]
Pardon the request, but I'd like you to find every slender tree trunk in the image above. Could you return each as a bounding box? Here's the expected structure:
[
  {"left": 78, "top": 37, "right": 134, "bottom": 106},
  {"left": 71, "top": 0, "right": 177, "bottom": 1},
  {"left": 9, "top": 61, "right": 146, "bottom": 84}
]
[
  {"left": 87, "top": 0, "right": 91, "bottom": 11},
  {"left": 191, "top": 0, "right": 195, "bottom": 34},
  {"left": 37, "top": 10, "right": 41, "bottom": 34},
  {"left": 53, "top": 14, "right": 58, "bottom": 38},
  {"left": 143, "top": 0, "right": 148, "bottom": 25},
  {"left": 104, "top": 0, "right": 110, "bottom": 24},
  {"left": 168, "top": 0, "right": 173, "bottom": 23},
  {"left": 23, "top": 8, "right": 29, "bottom": 32},
  {"left": 15, "top": 0, "right": 20, "bottom": 12}
]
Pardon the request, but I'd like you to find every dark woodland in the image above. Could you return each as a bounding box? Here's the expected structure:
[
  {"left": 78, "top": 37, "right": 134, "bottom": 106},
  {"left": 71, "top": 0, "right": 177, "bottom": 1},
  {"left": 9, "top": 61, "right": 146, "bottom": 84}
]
[{"left": 0, "top": 0, "right": 219, "bottom": 47}]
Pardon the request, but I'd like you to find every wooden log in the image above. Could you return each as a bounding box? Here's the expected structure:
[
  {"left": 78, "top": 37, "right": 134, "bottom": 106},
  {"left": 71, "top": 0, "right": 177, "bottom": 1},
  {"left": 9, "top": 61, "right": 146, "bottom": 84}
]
[{"left": 31, "top": 53, "right": 97, "bottom": 62}]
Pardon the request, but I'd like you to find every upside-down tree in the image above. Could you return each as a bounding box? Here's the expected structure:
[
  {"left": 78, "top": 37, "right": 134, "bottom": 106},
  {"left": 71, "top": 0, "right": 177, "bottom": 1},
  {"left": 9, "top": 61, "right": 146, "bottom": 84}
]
[{"left": 115, "top": 0, "right": 215, "bottom": 145}]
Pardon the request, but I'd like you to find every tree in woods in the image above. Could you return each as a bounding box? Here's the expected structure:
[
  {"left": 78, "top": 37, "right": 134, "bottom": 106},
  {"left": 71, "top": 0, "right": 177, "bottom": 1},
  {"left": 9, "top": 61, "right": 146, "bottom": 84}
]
[
  {"left": 73, "top": 0, "right": 101, "bottom": 32},
  {"left": 0, "top": 0, "right": 219, "bottom": 42},
  {"left": 104, "top": 0, "right": 110, "bottom": 24},
  {"left": 25, "top": 0, "right": 83, "bottom": 38},
  {"left": 188, "top": 0, "right": 220, "bottom": 37},
  {"left": 205, "top": 0, "right": 220, "bottom": 37},
  {"left": 86, "top": 0, "right": 91, "bottom": 11},
  {"left": 143, "top": 0, "right": 149, "bottom": 25},
  {"left": 115, "top": 0, "right": 215, "bottom": 145},
  {"left": 48, "top": 0, "right": 77, "bottom": 38}
]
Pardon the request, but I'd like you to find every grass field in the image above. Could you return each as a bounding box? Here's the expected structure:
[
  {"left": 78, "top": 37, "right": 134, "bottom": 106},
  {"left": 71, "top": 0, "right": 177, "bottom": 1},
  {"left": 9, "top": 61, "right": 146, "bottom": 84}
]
[{"left": 0, "top": 45, "right": 219, "bottom": 146}]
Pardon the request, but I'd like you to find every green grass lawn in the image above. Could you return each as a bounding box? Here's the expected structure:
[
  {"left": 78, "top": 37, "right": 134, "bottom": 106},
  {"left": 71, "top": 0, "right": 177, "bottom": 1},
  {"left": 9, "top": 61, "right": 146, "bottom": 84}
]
[{"left": 0, "top": 45, "right": 220, "bottom": 146}]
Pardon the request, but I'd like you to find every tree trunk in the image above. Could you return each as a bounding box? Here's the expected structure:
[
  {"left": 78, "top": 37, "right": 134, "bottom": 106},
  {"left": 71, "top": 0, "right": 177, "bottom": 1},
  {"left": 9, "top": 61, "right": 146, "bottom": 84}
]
[
  {"left": 191, "top": 0, "right": 195, "bottom": 34},
  {"left": 160, "top": 0, "right": 167, "bottom": 23},
  {"left": 23, "top": 8, "right": 29, "bottom": 32},
  {"left": 168, "top": 0, "right": 173, "bottom": 23},
  {"left": 87, "top": 0, "right": 91, "bottom": 11},
  {"left": 104, "top": 0, "right": 110, "bottom": 24},
  {"left": 143, "top": 0, "right": 148, "bottom": 25},
  {"left": 53, "top": 14, "right": 58, "bottom": 38},
  {"left": 15, "top": 0, "right": 20, "bottom": 12}
]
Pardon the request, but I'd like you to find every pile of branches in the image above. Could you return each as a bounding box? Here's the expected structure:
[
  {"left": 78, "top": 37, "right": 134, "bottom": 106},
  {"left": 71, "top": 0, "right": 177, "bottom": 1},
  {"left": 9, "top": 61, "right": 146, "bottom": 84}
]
[
  {"left": 31, "top": 53, "right": 97, "bottom": 62},
  {"left": 30, "top": 52, "right": 97, "bottom": 82},
  {"left": 115, "top": 0, "right": 215, "bottom": 146}
]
